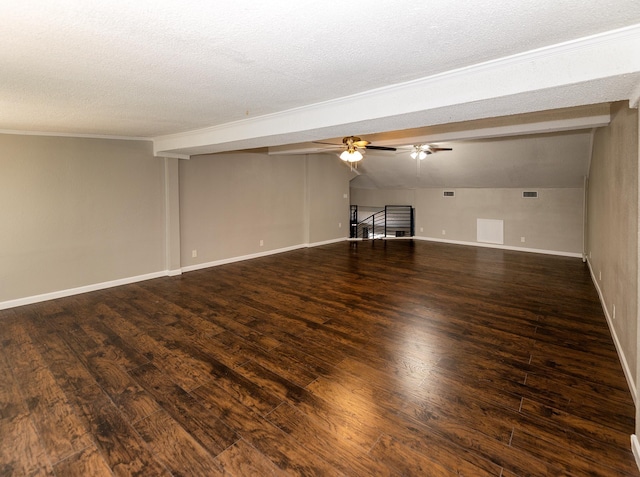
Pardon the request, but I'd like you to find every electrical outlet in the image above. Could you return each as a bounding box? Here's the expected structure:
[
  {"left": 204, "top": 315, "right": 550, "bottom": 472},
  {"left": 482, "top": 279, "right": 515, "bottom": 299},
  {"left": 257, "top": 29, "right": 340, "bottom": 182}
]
[
  {"left": 343, "top": 193, "right": 348, "bottom": 199},
  {"left": 613, "top": 304, "right": 616, "bottom": 319},
  {"left": 260, "top": 240, "right": 264, "bottom": 247},
  {"left": 338, "top": 222, "right": 342, "bottom": 228},
  {"left": 442, "top": 229, "right": 446, "bottom": 235},
  {"left": 420, "top": 227, "right": 424, "bottom": 232},
  {"left": 191, "top": 249, "right": 197, "bottom": 258},
  {"left": 520, "top": 236, "right": 526, "bottom": 243},
  {"left": 599, "top": 270, "right": 602, "bottom": 281}
]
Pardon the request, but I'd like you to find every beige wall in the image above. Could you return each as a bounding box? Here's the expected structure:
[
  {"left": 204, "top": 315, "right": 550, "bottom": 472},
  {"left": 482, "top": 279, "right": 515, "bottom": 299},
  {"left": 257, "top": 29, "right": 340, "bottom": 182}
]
[
  {"left": 164, "top": 157, "right": 182, "bottom": 273},
  {"left": 0, "top": 134, "right": 166, "bottom": 303},
  {"left": 587, "top": 102, "right": 639, "bottom": 397},
  {"left": 1, "top": 143, "right": 352, "bottom": 305},
  {"left": 179, "top": 152, "right": 349, "bottom": 268},
  {"left": 306, "top": 155, "right": 352, "bottom": 244},
  {"left": 179, "top": 153, "right": 306, "bottom": 266},
  {"left": 351, "top": 186, "right": 584, "bottom": 254},
  {"left": 350, "top": 188, "right": 416, "bottom": 209}
]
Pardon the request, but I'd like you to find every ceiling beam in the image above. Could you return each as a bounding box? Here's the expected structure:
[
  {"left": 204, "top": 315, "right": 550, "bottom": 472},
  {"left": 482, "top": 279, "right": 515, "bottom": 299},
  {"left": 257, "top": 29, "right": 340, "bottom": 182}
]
[
  {"left": 267, "top": 112, "right": 612, "bottom": 155},
  {"left": 153, "top": 23, "right": 640, "bottom": 158}
]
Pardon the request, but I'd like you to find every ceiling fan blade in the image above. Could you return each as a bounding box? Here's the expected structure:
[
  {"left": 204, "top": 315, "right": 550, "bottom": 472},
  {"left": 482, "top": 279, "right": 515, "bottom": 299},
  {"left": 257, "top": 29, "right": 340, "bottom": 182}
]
[
  {"left": 365, "top": 145, "right": 397, "bottom": 151},
  {"left": 313, "top": 137, "right": 397, "bottom": 154},
  {"left": 430, "top": 147, "right": 453, "bottom": 152}
]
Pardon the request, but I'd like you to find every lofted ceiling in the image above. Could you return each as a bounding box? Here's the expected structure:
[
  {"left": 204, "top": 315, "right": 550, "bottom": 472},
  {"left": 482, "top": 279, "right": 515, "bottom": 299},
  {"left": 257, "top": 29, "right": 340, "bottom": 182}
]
[
  {"left": 269, "top": 104, "right": 607, "bottom": 189},
  {"left": 1, "top": 1, "right": 640, "bottom": 188},
  {"left": 348, "top": 131, "right": 594, "bottom": 190}
]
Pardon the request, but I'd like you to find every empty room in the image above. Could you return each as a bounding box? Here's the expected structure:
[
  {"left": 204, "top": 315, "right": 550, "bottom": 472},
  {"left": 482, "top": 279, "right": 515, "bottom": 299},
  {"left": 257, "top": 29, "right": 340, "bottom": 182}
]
[{"left": 1, "top": 2, "right": 640, "bottom": 476}]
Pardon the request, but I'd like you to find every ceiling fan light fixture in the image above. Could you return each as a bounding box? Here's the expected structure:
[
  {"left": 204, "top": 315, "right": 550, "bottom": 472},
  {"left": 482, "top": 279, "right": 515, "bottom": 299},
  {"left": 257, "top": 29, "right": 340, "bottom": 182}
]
[
  {"left": 411, "top": 146, "right": 428, "bottom": 160},
  {"left": 340, "top": 149, "right": 363, "bottom": 162}
]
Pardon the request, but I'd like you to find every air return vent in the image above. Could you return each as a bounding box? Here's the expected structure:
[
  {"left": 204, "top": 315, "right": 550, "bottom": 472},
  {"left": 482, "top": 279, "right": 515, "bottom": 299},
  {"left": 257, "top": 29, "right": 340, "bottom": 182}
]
[
  {"left": 522, "top": 191, "right": 538, "bottom": 198},
  {"left": 443, "top": 191, "right": 455, "bottom": 197}
]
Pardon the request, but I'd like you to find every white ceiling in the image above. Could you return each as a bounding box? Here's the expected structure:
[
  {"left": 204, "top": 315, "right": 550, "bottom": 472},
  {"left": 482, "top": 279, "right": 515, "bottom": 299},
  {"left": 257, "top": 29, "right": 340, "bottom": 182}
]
[{"left": 2, "top": 1, "right": 640, "bottom": 188}]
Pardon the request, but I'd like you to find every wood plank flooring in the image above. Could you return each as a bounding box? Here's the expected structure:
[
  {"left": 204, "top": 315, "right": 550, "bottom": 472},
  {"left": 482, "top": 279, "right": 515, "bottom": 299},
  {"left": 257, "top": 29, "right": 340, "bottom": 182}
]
[{"left": 0, "top": 240, "right": 637, "bottom": 476}]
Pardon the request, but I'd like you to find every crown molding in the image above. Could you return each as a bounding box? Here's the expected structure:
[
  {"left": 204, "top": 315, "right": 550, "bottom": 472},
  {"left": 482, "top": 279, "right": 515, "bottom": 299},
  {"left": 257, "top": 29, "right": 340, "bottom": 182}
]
[{"left": 0, "top": 129, "right": 149, "bottom": 141}]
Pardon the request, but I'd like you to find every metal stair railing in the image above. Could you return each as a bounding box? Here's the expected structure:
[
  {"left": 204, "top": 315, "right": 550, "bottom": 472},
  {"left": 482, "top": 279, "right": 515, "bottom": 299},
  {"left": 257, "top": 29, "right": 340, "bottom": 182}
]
[
  {"left": 350, "top": 205, "right": 414, "bottom": 239},
  {"left": 385, "top": 205, "right": 414, "bottom": 238},
  {"left": 355, "top": 210, "right": 386, "bottom": 239}
]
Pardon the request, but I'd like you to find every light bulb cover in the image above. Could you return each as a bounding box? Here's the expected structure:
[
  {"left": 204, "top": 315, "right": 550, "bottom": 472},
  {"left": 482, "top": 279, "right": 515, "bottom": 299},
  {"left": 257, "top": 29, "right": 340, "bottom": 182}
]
[{"left": 340, "top": 149, "right": 363, "bottom": 162}]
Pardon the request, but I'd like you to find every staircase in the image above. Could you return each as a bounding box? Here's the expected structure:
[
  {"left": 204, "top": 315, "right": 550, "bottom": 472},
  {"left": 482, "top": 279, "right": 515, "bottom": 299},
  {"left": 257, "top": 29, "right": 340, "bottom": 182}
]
[{"left": 350, "top": 205, "right": 414, "bottom": 239}]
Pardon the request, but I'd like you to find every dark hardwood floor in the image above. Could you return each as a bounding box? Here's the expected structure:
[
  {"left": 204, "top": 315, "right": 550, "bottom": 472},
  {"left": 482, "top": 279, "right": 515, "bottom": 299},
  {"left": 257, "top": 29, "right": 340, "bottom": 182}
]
[{"left": 1, "top": 240, "right": 637, "bottom": 476}]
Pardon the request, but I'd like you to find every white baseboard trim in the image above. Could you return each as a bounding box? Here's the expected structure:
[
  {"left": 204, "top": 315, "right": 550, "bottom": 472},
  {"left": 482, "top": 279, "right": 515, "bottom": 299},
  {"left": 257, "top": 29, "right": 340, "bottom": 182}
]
[
  {"left": 1, "top": 239, "right": 351, "bottom": 311},
  {"left": 632, "top": 435, "right": 640, "bottom": 472},
  {"left": 586, "top": 257, "right": 637, "bottom": 405},
  {"left": 307, "top": 237, "right": 348, "bottom": 247},
  {"left": 0, "top": 270, "right": 169, "bottom": 311},
  {"left": 0, "top": 236, "right": 580, "bottom": 311},
  {"left": 182, "top": 238, "right": 348, "bottom": 273},
  {"left": 414, "top": 236, "right": 583, "bottom": 258},
  {"left": 181, "top": 244, "right": 308, "bottom": 273}
]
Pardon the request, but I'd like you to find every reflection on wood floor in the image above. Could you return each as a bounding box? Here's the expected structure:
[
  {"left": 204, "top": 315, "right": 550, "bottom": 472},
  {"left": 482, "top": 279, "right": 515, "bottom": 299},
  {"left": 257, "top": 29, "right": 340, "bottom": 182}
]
[{"left": 1, "top": 240, "right": 637, "bottom": 476}]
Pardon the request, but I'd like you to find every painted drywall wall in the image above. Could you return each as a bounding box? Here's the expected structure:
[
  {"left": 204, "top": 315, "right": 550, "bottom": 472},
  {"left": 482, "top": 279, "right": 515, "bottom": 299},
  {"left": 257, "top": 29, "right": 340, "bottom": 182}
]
[
  {"left": 0, "top": 134, "right": 165, "bottom": 303},
  {"left": 350, "top": 188, "right": 416, "bottom": 224},
  {"left": 417, "top": 188, "right": 583, "bottom": 253},
  {"left": 179, "top": 153, "right": 307, "bottom": 266},
  {"left": 351, "top": 186, "right": 583, "bottom": 254},
  {"left": 164, "top": 157, "right": 182, "bottom": 273},
  {"left": 350, "top": 188, "right": 416, "bottom": 209},
  {"left": 587, "top": 101, "right": 638, "bottom": 398},
  {"left": 306, "top": 156, "right": 352, "bottom": 244}
]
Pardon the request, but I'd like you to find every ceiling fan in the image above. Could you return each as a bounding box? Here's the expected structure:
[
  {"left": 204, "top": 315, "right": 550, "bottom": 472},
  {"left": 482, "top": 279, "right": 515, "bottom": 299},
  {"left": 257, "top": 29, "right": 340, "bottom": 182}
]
[
  {"left": 410, "top": 144, "right": 453, "bottom": 160},
  {"left": 313, "top": 136, "right": 397, "bottom": 166}
]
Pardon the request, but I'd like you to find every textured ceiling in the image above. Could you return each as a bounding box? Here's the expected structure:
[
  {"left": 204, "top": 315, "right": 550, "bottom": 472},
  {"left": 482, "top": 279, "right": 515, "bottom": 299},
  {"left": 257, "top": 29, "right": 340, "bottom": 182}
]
[
  {"left": 2, "top": 2, "right": 640, "bottom": 190},
  {"left": 1, "top": 0, "right": 639, "bottom": 139}
]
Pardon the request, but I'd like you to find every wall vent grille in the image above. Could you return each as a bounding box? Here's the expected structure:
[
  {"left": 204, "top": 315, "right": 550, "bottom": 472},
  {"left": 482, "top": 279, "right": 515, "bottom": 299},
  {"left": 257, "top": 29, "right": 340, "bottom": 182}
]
[
  {"left": 443, "top": 191, "right": 455, "bottom": 197},
  {"left": 522, "top": 191, "right": 538, "bottom": 198}
]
